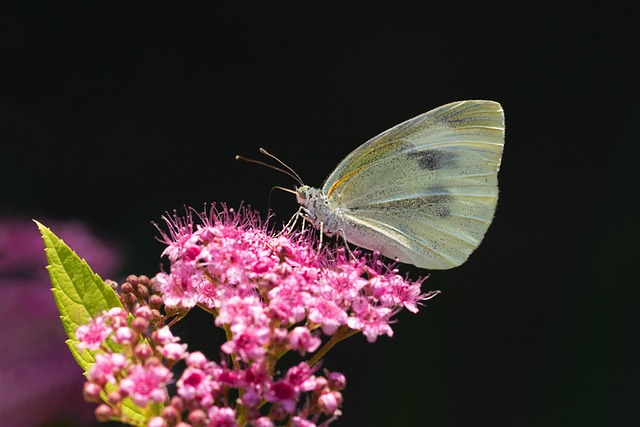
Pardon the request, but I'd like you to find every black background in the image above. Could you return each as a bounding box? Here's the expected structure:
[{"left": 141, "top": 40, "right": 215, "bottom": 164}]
[{"left": 1, "top": 2, "right": 634, "bottom": 426}]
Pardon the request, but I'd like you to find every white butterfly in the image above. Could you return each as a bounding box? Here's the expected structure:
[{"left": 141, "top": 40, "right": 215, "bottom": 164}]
[
  {"left": 294, "top": 100, "right": 505, "bottom": 270},
  {"left": 239, "top": 100, "right": 504, "bottom": 270}
]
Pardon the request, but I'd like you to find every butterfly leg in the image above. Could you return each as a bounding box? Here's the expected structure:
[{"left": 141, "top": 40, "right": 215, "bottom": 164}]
[
  {"left": 337, "top": 229, "right": 358, "bottom": 262},
  {"left": 340, "top": 230, "right": 358, "bottom": 261},
  {"left": 317, "top": 221, "right": 325, "bottom": 250},
  {"left": 279, "top": 206, "right": 304, "bottom": 236}
]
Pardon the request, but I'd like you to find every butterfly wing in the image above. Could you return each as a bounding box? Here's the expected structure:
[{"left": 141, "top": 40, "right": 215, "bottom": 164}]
[{"left": 322, "top": 100, "right": 505, "bottom": 269}]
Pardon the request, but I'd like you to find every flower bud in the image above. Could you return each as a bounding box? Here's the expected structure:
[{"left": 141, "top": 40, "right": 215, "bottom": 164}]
[
  {"left": 327, "top": 371, "right": 346, "bottom": 390},
  {"left": 131, "top": 316, "right": 149, "bottom": 333},
  {"left": 134, "top": 342, "right": 153, "bottom": 360},
  {"left": 149, "top": 294, "right": 164, "bottom": 310},
  {"left": 114, "top": 326, "right": 135, "bottom": 345},
  {"left": 164, "top": 305, "right": 179, "bottom": 317},
  {"left": 186, "top": 351, "right": 208, "bottom": 368},
  {"left": 148, "top": 417, "right": 167, "bottom": 427},
  {"left": 160, "top": 342, "right": 187, "bottom": 361},
  {"left": 83, "top": 382, "right": 102, "bottom": 402},
  {"left": 272, "top": 327, "right": 288, "bottom": 346},
  {"left": 95, "top": 404, "right": 113, "bottom": 422},
  {"left": 151, "top": 309, "right": 163, "bottom": 323},
  {"left": 253, "top": 416, "right": 275, "bottom": 427},
  {"left": 170, "top": 395, "right": 185, "bottom": 411},
  {"left": 318, "top": 390, "right": 342, "bottom": 415},
  {"left": 104, "top": 279, "right": 119, "bottom": 290},
  {"left": 107, "top": 391, "right": 122, "bottom": 405},
  {"left": 268, "top": 404, "right": 287, "bottom": 421},
  {"left": 314, "top": 376, "right": 328, "bottom": 391},
  {"left": 149, "top": 276, "right": 159, "bottom": 292},
  {"left": 153, "top": 326, "right": 177, "bottom": 344},
  {"left": 161, "top": 405, "right": 180, "bottom": 423},
  {"left": 134, "top": 305, "right": 153, "bottom": 319},
  {"left": 288, "top": 327, "right": 321, "bottom": 355},
  {"left": 188, "top": 409, "right": 207, "bottom": 426},
  {"left": 120, "top": 281, "right": 133, "bottom": 294},
  {"left": 123, "top": 292, "right": 137, "bottom": 307},
  {"left": 144, "top": 356, "right": 162, "bottom": 367},
  {"left": 135, "top": 283, "right": 149, "bottom": 299}
]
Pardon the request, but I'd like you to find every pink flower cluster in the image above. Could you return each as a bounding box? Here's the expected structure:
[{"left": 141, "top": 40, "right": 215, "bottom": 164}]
[
  {"left": 145, "top": 353, "right": 345, "bottom": 427},
  {"left": 155, "top": 206, "right": 437, "bottom": 349},
  {"left": 77, "top": 306, "right": 185, "bottom": 420},
  {"left": 74, "top": 205, "right": 438, "bottom": 426},
  {"left": 76, "top": 302, "right": 345, "bottom": 426}
]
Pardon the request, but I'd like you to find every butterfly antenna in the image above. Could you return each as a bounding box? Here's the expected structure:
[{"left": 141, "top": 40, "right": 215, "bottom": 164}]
[
  {"left": 258, "top": 148, "right": 304, "bottom": 186},
  {"left": 235, "top": 149, "right": 304, "bottom": 221},
  {"left": 235, "top": 148, "right": 304, "bottom": 186}
]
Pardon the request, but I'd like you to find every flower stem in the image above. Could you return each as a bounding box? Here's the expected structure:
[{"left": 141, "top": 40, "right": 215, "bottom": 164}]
[{"left": 308, "top": 326, "right": 359, "bottom": 367}]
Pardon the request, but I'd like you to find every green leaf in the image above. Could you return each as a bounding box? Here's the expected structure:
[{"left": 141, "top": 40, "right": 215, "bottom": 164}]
[
  {"left": 36, "top": 221, "right": 123, "bottom": 364},
  {"left": 36, "top": 221, "right": 148, "bottom": 425}
]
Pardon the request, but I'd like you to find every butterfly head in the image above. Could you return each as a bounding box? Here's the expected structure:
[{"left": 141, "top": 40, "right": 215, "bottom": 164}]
[
  {"left": 295, "top": 185, "right": 331, "bottom": 228},
  {"left": 295, "top": 185, "right": 312, "bottom": 207}
]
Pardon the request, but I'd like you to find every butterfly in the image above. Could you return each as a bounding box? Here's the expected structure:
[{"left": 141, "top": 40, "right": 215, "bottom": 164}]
[{"left": 240, "top": 100, "right": 505, "bottom": 270}]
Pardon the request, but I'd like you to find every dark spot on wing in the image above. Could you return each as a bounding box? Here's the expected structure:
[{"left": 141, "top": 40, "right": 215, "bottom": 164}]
[
  {"left": 356, "top": 187, "right": 453, "bottom": 218},
  {"left": 425, "top": 193, "right": 453, "bottom": 217},
  {"left": 412, "top": 150, "right": 457, "bottom": 171}
]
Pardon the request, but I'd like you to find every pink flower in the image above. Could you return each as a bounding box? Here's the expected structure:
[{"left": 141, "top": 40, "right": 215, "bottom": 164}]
[
  {"left": 327, "top": 372, "right": 346, "bottom": 390},
  {"left": 317, "top": 390, "right": 342, "bottom": 415},
  {"left": 264, "top": 379, "right": 298, "bottom": 414},
  {"left": 186, "top": 351, "right": 209, "bottom": 369},
  {"left": 119, "top": 364, "right": 171, "bottom": 407},
  {"left": 87, "top": 353, "right": 126, "bottom": 386},
  {"left": 215, "top": 295, "right": 268, "bottom": 331},
  {"left": 253, "top": 417, "right": 274, "bottom": 427},
  {"left": 319, "top": 260, "right": 368, "bottom": 302},
  {"left": 148, "top": 417, "right": 167, "bottom": 427},
  {"left": 285, "top": 363, "right": 316, "bottom": 392},
  {"left": 288, "top": 327, "right": 321, "bottom": 355},
  {"left": 177, "top": 367, "right": 216, "bottom": 402},
  {"left": 308, "top": 300, "right": 348, "bottom": 335},
  {"left": 290, "top": 416, "right": 316, "bottom": 427},
  {"left": 159, "top": 342, "right": 188, "bottom": 361},
  {"left": 134, "top": 305, "right": 154, "bottom": 320},
  {"left": 134, "top": 343, "right": 153, "bottom": 360},
  {"left": 267, "top": 281, "right": 310, "bottom": 324},
  {"left": 156, "top": 211, "right": 201, "bottom": 263},
  {"left": 195, "top": 279, "right": 219, "bottom": 309},
  {"left": 75, "top": 315, "right": 112, "bottom": 351},
  {"left": 347, "top": 304, "right": 394, "bottom": 343},
  {"left": 263, "top": 363, "right": 316, "bottom": 414},
  {"left": 220, "top": 325, "right": 270, "bottom": 363},
  {"left": 113, "top": 326, "right": 135, "bottom": 345},
  {"left": 154, "top": 265, "right": 200, "bottom": 308},
  {"left": 206, "top": 406, "right": 237, "bottom": 427},
  {"left": 105, "top": 307, "right": 128, "bottom": 328},
  {"left": 152, "top": 326, "right": 178, "bottom": 345},
  {"left": 238, "top": 386, "right": 262, "bottom": 407},
  {"left": 368, "top": 269, "right": 436, "bottom": 313}
]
